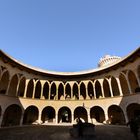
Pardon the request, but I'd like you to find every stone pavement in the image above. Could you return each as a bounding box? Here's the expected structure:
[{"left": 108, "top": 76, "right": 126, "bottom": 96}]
[{"left": 0, "top": 124, "right": 137, "bottom": 140}]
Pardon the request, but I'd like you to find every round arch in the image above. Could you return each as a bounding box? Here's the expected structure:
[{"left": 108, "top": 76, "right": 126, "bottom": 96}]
[
  {"left": 23, "top": 106, "right": 39, "bottom": 124},
  {"left": 41, "top": 106, "right": 55, "bottom": 123},
  {"left": 108, "top": 105, "right": 125, "bottom": 124},
  {"left": 58, "top": 107, "right": 71, "bottom": 123},
  {"left": 74, "top": 107, "right": 88, "bottom": 122},
  {"left": 90, "top": 106, "right": 105, "bottom": 123},
  {"left": 127, "top": 103, "right": 140, "bottom": 121},
  {"left": 2, "top": 104, "right": 22, "bottom": 127}
]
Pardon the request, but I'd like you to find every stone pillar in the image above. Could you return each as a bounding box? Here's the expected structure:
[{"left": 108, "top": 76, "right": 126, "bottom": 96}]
[
  {"left": 55, "top": 113, "right": 58, "bottom": 124},
  {"left": 20, "top": 113, "right": 24, "bottom": 126},
  {"left": 5, "top": 80, "right": 10, "bottom": 95},
  {"left": 101, "top": 85, "right": 105, "bottom": 98},
  {"left": 116, "top": 78, "right": 123, "bottom": 96},
  {"left": 86, "top": 87, "right": 90, "bottom": 100},
  {"left": 123, "top": 110, "right": 129, "bottom": 123},
  {"left": 40, "top": 82, "right": 44, "bottom": 99},
  {"left": 109, "top": 81, "right": 113, "bottom": 97},
  {"left": 71, "top": 113, "right": 74, "bottom": 124},
  {"left": 32, "top": 82, "right": 36, "bottom": 99},
  {"left": 104, "top": 110, "right": 109, "bottom": 124},
  {"left": 134, "top": 70, "right": 140, "bottom": 87},
  {"left": 23, "top": 80, "right": 29, "bottom": 98},
  {"left": 87, "top": 109, "right": 91, "bottom": 123},
  {"left": 37, "top": 113, "right": 42, "bottom": 124},
  {"left": 93, "top": 85, "right": 96, "bottom": 99},
  {"left": 48, "top": 86, "right": 51, "bottom": 100},
  {"left": 126, "top": 76, "right": 132, "bottom": 94},
  {"left": 0, "top": 113, "right": 4, "bottom": 127}
]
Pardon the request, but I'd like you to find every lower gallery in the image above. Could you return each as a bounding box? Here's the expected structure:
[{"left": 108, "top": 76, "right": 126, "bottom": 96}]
[{"left": 0, "top": 47, "right": 140, "bottom": 127}]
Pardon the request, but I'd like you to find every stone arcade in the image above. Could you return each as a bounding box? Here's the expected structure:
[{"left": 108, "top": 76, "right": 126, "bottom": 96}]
[{"left": 0, "top": 48, "right": 140, "bottom": 127}]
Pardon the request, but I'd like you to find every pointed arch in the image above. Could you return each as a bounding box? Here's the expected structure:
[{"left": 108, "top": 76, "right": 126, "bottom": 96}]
[
  {"left": 58, "top": 83, "right": 64, "bottom": 100},
  {"left": 87, "top": 81, "right": 94, "bottom": 99},
  {"left": 80, "top": 82, "right": 86, "bottom": 99},
  {"left": 34, "top": 81, "right": 41, "bottom": 99},
  {"left": 43, "top": 82, "right": 49, "bottom": 99},
  {"left": 119, "top": 73, "right": 129, "bottom": 95},
  {"left": 95, "top": 80, "right": 102, "bottom": 98},
  {"left": 111, "top": 77, "right": 120, "bottom": 96},
  {"left": 65, "top": 83, "right": 71, "bottom": 99},
  {"left": 0, "top": 70, "right": 9, "bottom": 95},
  {"left": 103, "top": 79, "right": 111, "bottom": 97},
  {"left": 8, "top": 74, "right": 18, "bottom": 96},
  {"left": 26, "top": 79, "right": 34, "bottom": 98},
  {"left": 50, "top": 83, "right": 56, "bottom": 100},
  {"left": 17, "top": 77, "right": 26, "bottom": 97},
  {"left": 73, "top": 83, "right": 79, "bottom": 100},
  {"left": 128, "top": 70, "right": 139, "bottom": 93}
]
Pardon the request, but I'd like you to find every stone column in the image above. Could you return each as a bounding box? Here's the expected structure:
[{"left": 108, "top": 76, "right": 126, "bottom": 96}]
[
  {"left": 0, "top": 113, "right": 4, "bottom": 127},
  {"left": 126, "top": 74, "right": 132, "bottom": 94},
  {"left": 101, "top": 85, "right": 105, "bottom": 98},
  {"left": 104, "top": 110, "right": 109, "bottom": 124},
  {"left": 116, "top": 78, "right": 123, "bottom": 96},
  {"left": 32, "top": 82, "right": 36, "bottom": 99},
  {"left": 71, "top": 113, "right": 74, "bottom": 124},
  {"left": 5, "top": 80, "right": 10, "bottom": 95},
  {"left": 23, "top": 80, "right": 29, "bottom": 98},
  {"left": 37, "top": 113, "right": 42, "bottom": 124},
  {"left": 93, "top": 84, "right": 96, "bottom": 99},
  {"left": 134, "top": 70, "right": 140, "bottom": 87},
  {"left": 20, "top": 113, "right": 24, "bottom": 126},
  {"left": 55, "top": 113, "right": 58, "bottom": 124},
  {"left": 108, "top": 81, "right": 113, "bottom": 97}
]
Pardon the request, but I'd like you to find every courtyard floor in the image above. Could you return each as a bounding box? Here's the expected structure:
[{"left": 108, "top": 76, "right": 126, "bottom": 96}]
[{"left": 0, "top": 124, "right": 138, "bottom": 140}]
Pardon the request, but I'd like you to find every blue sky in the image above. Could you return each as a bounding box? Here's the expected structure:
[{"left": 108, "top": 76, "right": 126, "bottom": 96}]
[{"left": 0, "top": 0, "right": 140, "bottom": 72}]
